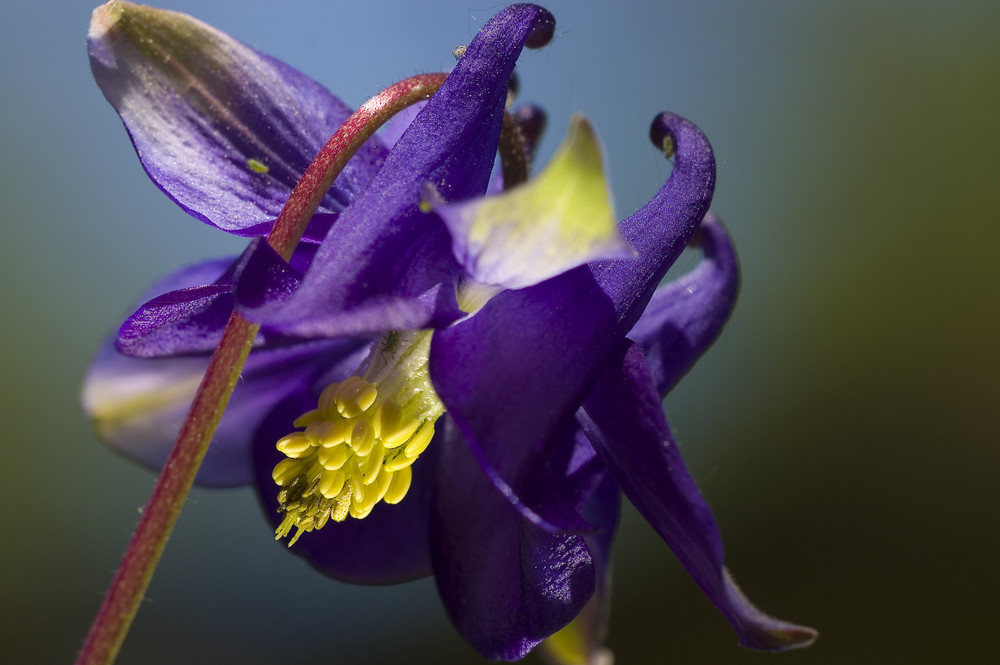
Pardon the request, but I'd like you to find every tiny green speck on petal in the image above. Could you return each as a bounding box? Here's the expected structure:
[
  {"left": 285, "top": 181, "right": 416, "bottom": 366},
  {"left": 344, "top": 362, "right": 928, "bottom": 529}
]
[{"left": 436, "top": 114, "right": 633, "bottom": 290}]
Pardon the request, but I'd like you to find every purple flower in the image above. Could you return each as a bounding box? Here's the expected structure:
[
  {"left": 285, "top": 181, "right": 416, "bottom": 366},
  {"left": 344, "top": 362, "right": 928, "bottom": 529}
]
[{"left": 83, "top": 1, "right": 816, "bottom": 661}]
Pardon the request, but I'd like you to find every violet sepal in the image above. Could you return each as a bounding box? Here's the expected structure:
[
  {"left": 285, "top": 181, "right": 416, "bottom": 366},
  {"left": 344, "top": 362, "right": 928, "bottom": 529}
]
[
  {"left": 428, "top": 114, "right": 715, "bottom": 530},
  {"left": 581, "top": 341, "right": 818, "bottom": 651}
]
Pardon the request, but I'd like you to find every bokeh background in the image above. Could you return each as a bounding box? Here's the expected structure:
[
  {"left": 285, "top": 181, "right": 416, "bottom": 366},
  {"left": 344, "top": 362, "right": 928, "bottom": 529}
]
[{"left": 2, "top": 0, "right": 998, "bottom": 663}]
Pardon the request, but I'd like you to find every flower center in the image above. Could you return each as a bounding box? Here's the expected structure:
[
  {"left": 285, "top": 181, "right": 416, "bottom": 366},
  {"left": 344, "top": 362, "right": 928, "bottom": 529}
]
[{"left": 272, "top": 331, "right": 443, "bottom": 545}]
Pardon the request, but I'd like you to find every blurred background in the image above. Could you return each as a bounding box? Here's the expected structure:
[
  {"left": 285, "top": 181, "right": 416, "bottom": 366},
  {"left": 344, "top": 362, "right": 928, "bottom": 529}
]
[{"left": 2, "top": 0, "right": 997, "bottom": 663}]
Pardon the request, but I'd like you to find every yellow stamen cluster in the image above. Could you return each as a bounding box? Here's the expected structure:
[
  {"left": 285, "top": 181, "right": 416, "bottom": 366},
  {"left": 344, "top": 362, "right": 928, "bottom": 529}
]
[{"left": 272, "top": 375, "right": 435, "bottom": 546}]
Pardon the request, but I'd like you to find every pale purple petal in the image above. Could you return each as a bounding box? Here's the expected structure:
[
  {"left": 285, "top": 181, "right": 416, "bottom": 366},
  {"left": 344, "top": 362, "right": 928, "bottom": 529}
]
[
  {"left": 84, "top": 336, "right": 366, "bottom": 487},
  {"left": 88, "top": 1, "right": 386, "bottom": 234},
  {"left": 84, "top": 255, "right": 369, "bottom": 485},
  {"left": 117, "top": 242, "right": 321, "bottom": 358}
]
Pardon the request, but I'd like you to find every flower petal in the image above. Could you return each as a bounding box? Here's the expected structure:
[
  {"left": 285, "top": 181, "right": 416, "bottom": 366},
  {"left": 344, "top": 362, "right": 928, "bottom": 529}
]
[
  {"left": 627, "top": 212, "right": 739, "bottom": 395},
  {"left": 117, "top": 282, "right": 235, "bottom": 357},
  {"left": 113, "top": 257, "right": 235, "bottom": 357},
  {"left": 431, "top": 269, "right": 619, "bottom": 530},
  {"left": 429, "top": 112, "right": 715, "bottom": 529},
  {"left": 580, "top": 341, "right": 818, "bottom": 651},
  {"left": 591, "top": 113, "right": 717, "bottom": 329},
  {"left": 540, "top": 473, "right": 620, "bottom": 665},
  {"left": 436, "top": 115, "right": 631, "bottom": 289},
  {"left": 84, "top": 256, "right": 369, "bottom": 485},
  {"left": 83, "top": 335, "right": 366, "bottom": 487},
  {"left": 430, "top": 420, "right": 595, "bottom": 661},
  {"left": 88, "top": 1, "right": 386, "bottom": 234},
  {"left": 251, "top": 390, "right": 433, "bottom": 584},
  {"left": 241, "top": 220, "right": 464, "bottom": 337},
  {"left": 117, "top": 242, "right": 318, "bottom": 358},
  {"left": 259, "top": 4, "right": 556, "bottom": 338}
]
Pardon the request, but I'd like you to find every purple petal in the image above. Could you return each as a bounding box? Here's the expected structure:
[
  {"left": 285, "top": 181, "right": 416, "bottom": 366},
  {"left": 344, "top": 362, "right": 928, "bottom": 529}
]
[
  {"left": 242, "top": 219, "right": 465, "bottom": 337},
  {"left": 83, "top": 336, "right": 366, "bottom": 487},
  {"left": 84, "top": 255, "right": 370, "bottom": 485},
  {"left": 540, "top": 474, "right": 619, "bottom": 665},
  {"left": 627, "top": 213, "right": 739, "bottom": 395},
  {"left": 260, "top": 4, "right": 556, "bottom": 338},
  {"left": 377, "top": 100, "right": 426, "bottom": 150},
  {"left": 431, "top": 420, "right": 595, "bottom": 661},
  {"left": 114, "top": 257, "right": 234, "bottom": 357},
  {"left": 430, "top": 269, "right": 619, "bottom": 530},
  {"left": 118, "top": 242, "right": 317, "bottom": 358},
  {"left": 591, "top": 113, "right": 717, "bottom": 331},
  {"left": 232, "top": 237, "right": 305, "bottom": 312},
  {"left": 251, "top": 389, "right": 433, "bottom": 584},
  {"left": 88, "top": 1, "right": 386, "bottom": 234},
  {"left": 581, "top": 341, "right": 818, "bottom": 651},
  {"left": 429, "top": 112, "right": 716, "bottom": 529},
  {"left": 117, "top": 282, "right": 235, "bottom": 357}
]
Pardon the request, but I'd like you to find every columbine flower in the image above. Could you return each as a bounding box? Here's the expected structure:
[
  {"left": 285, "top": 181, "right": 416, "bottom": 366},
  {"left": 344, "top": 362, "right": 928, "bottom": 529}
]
[{"left": 82, "top": 1, "right": 817, "bottom": 661}]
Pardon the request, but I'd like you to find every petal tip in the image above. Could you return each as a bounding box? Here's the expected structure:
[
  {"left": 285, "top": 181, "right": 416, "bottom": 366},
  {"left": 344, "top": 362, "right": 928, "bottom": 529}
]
[
  {"left": 724, "top": 569, "right": 819, "bottom": 652},
  {"left": 741, "top": 624, "right": 819, "bottom": 652},
  {"left": 89, "top": 1, "right": 125, "bottom": 40},
  {"left": 524, "top": 6, "right": 556, "bottom": 49}
]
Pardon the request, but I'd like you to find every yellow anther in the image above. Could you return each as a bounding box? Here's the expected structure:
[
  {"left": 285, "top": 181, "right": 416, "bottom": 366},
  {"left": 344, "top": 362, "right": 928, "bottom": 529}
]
[
  {"left": 319, "top": 470, "right": 347, "bottom": 498},
  {"left": 373, "top": 468, "right": 393, "bottom": 503},
  {"left": 305, "top": 418, "right": 345, "bottom": 445},
  {"left": 334, "top": 376, "right": 376, "bottom": 417},
  {"left": 348, "top": 458, "right": 365, "bottom": 502},
  {"left": 384, "top": 466, "right": 412, "bottom": 504},
  {"left": 276, "top": 513, "right": 297, "bottom": 539},
  {"left": 382, "top": 416, "right": 420, "bottom": 449},
  {"left": 404, "top": 421, "right": 435, "bottom": 458},
  {"left": 287, "top": 528, "right": 306, "bottom": 547},
  {"left": 275, "top": 433, "right": 313, "bottom": 457},
  {"left": 317, "top": 382, "right": 340, "bottom": 416},
  {"left": 355, "top": 384, "right": 378, "bottom": 411},
  {"left": 363, "top": 441, "right": 386, "bottom": 486},
  {"left": 272, "top": 458, "right": 304, "bottom": 485},
  {"left": 347, "top": 420, "right": 375, "bottom": 455},
  {"left": 383, "top": 452, "right": 417, "bottom": 473},
  {"left": 352, "top": 484, "right": 378, "bottom": 517},
  {"left": 373, "top": 399, "right": 399, "bottom": 439},
  {"left": 317, "top": 444, "right": 348, "bottom": 471},
  {"left": 272, "top": 332, "right": 444, "bottom": 544},
  {"left": 293, "top": 408, "right": 321, "bottom": 428}
]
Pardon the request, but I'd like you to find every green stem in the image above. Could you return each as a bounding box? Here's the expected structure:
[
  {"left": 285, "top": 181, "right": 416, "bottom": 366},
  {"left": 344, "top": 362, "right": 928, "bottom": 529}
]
[{"left": 75, "top": 72, "right": 447, "bottom": 665}]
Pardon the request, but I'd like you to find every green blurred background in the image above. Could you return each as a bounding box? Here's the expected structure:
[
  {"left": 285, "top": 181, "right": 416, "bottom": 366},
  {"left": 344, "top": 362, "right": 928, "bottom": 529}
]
[{"left": 2, "top": 1, "right": 997, "bottom": 663}]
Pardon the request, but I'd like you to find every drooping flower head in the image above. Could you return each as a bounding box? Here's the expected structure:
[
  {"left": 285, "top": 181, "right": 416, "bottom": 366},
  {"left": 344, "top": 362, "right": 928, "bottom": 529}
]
[{"left": 83, "top": 2, "right": 817, "bottom": 661}]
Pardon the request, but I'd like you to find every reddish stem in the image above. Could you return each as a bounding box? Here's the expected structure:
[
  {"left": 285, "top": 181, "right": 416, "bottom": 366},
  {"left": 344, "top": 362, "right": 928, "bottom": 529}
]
[
  {"left": 269, "top": 73, "right": 448, "bottom": 260},
  {"left": 75, "top": 72, "right": 447, "bottom": 665}
]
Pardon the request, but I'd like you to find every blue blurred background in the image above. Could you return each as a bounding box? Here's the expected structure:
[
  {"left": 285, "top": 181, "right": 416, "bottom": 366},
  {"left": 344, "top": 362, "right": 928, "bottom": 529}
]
[{"left": 2, "top": 0, "right": 998, "bottom": 662}]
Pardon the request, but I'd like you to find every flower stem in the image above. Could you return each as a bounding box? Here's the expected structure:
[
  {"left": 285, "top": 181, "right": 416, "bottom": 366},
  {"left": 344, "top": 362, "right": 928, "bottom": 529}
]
[
  {"left": 75, "top": 72, "right": 447, "bottom": 665},
  {"left": 268, "top": 73, "right": 449, "bottom": 260}
]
